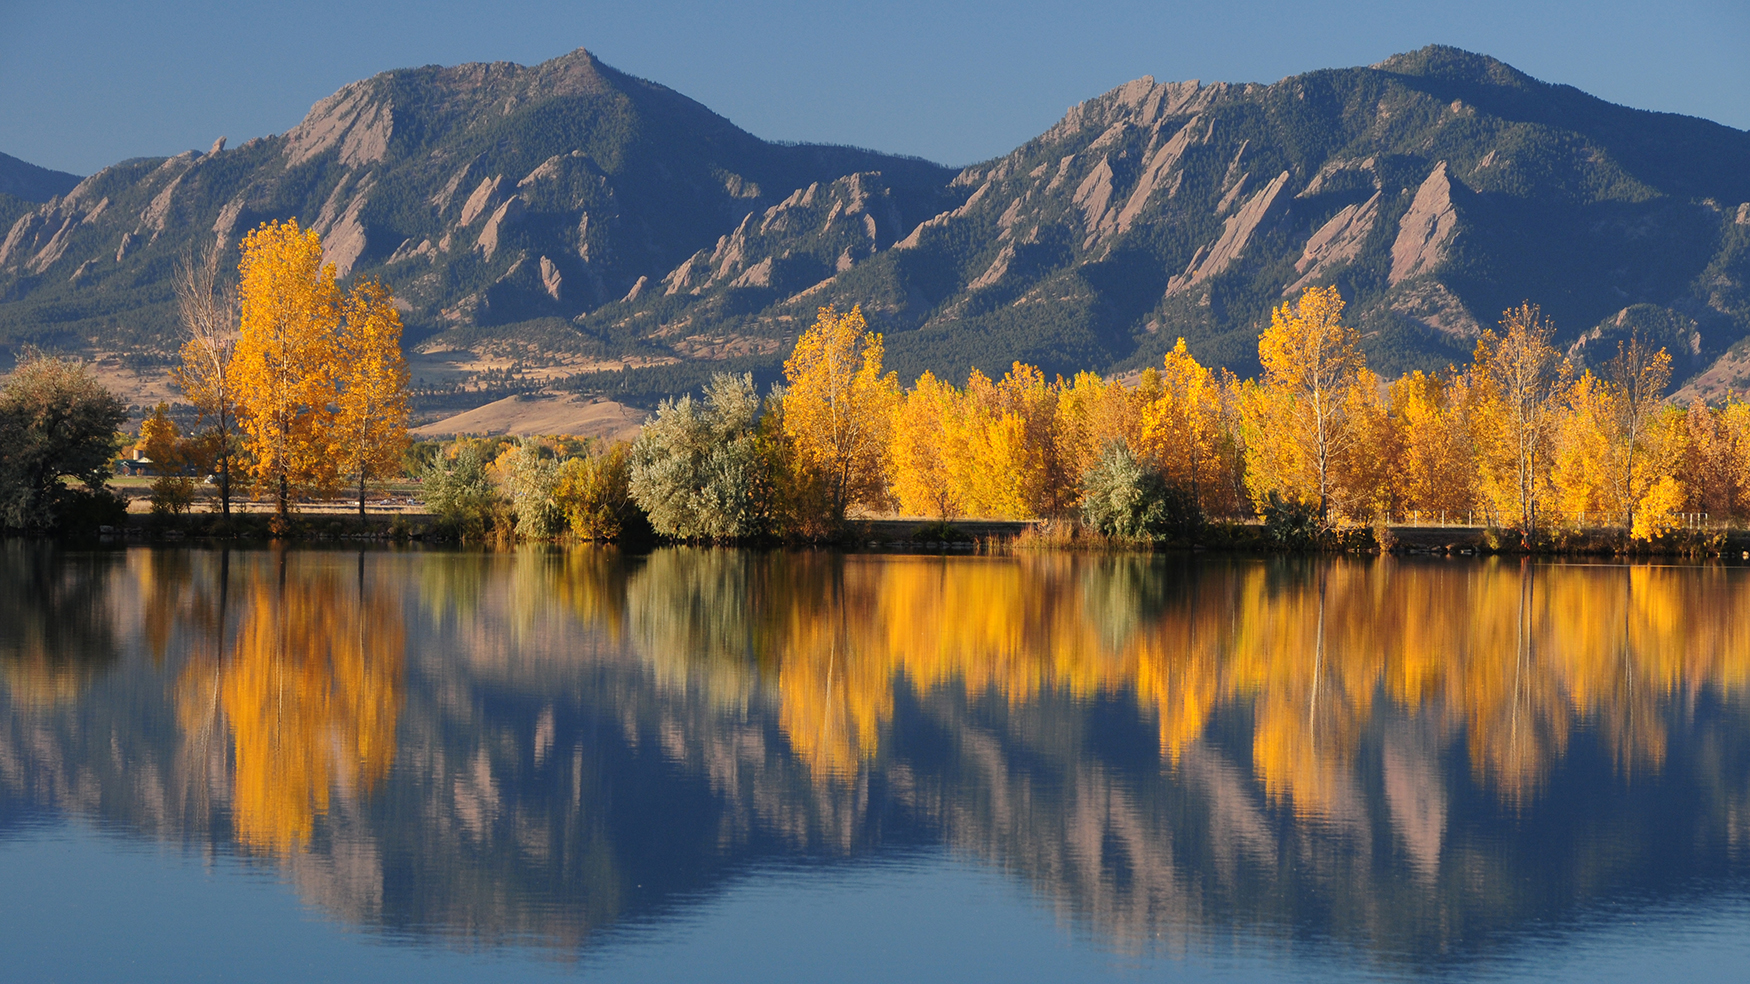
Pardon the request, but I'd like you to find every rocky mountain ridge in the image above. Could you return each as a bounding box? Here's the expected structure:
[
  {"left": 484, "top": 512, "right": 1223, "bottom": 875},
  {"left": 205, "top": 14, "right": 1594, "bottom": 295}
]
[{"left": 2, "top": 45, "right": 1747, "bottom": 405}]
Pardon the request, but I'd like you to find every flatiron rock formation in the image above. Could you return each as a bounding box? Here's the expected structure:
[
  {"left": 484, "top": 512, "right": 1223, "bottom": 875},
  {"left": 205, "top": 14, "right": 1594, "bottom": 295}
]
[{"left": 2, "top": 45, "right": 1747, "bottom": 401}]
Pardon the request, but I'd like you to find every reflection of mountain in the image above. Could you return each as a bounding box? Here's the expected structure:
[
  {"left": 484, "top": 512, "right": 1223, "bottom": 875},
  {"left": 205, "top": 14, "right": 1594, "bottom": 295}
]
[{"left": 3, "top": 546, "right": 1750, "bottom": 967}]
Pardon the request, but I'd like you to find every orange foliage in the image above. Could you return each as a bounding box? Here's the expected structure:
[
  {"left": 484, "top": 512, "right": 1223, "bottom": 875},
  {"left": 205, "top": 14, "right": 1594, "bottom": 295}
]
[
  {"left": 178, "top": 563, "right": 403, "bottom": 855},
  {"left": 615, "top": 554, "right": 1750, "bottom": 814}
]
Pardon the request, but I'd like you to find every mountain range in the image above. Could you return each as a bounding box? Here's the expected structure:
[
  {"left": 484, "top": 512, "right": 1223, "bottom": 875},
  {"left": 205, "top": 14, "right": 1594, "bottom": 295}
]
[{"left": 2, "top": 45, "right": 1748, "bottom": 411}]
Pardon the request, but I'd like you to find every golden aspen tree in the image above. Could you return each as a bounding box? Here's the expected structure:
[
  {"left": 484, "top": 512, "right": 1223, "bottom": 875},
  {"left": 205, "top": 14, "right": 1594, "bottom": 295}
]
[
  {"left": 139, "top": 402, "right": 197, "bottom": 516},
  {"left": 1389, "top": 370, "right": 1476, "bottom": 517},
  {"left": 1197, "top": 370, "right": 1249, "bottom": 518},
  {"left": 1054, "top": 371, "right": 1118, "bottom": 484},
  {"left": 171, "top": 242, "right": 240, "bottom": 516},
  {"left": 992, "top": 363, "right": 1065, "bottom": 515},
  {"left": 138, "top": 402, "right": 180, "bottom": 472},
  {"left": 1139, "top": 339, "right": 1226, "bottom": 513},
  {"left": 1336, "top": 369, "right": 1396, "bottom": 520},
  {"left": 780, "top": 305, "right": 900, "bottom": 522},
  {"left": 968, "top": 413, "right": 1041, "bottom": 517},
  {"left": 887, "top": 371, "right": 963, "bottom": 520},
  {"left": 1237, "top": 377, "right": 1309, "bottom": 510},
  {"left": 951, "top": 369, "right": 1013, "bottom": 517},
  {"left": 1679, "top": 402, "right": 1739, "bottom": 519},
  {"left": 1471, "top": 303, "right": 1570, "bottom": 533},
  {"left": 1632, "top": 475, "right": 1686, "bottom": 541},
  {"left": 334, "top": 280, "right": 411, "bottom": 517},
  {"left": 1247, "top": 285, "right": 1362, "bottom": 519},
  {"left": 946, "top": 363, "right": 1063, "bottom": 518},
  {"left": 232, "top": 219, "right": 340, "bottom": 515},
  {"left": 1723, "top": 399, "right": 1750, "bottom": 518},
  {"left": 1551, "top": 372, "right": 1615, "bottom": 523}
]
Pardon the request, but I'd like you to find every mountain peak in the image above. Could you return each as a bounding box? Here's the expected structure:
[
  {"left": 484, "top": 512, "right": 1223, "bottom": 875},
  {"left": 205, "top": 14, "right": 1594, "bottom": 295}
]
[
  {"left": 1371, "top": 45, "right": 1536, "bottom": 89},
  {"left": 4, "top": 46, "right": 1748, "bottom": 410}
]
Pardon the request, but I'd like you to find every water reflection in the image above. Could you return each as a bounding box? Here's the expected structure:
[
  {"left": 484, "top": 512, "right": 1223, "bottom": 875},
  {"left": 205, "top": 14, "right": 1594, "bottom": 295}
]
[
  {"left": 2, "top": 545, "right": 1749, "bottom": 972},
  {"left": 0, "top": 543, "right": 123, "bottom": 706},
  {"left": 175, "top": 555, "right": 403, "bottom": 854}
]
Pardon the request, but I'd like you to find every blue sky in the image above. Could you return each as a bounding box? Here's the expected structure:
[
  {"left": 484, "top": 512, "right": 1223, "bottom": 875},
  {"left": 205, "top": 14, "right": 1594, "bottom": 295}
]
[{"left": 2, "top": 0, "right": 1745, "bottom": 175}]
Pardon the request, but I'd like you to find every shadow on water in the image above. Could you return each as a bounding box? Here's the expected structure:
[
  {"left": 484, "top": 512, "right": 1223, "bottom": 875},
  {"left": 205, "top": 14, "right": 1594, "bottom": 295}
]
[{"left": 3, "top": 544, "right": 1750, "bottom": 972}]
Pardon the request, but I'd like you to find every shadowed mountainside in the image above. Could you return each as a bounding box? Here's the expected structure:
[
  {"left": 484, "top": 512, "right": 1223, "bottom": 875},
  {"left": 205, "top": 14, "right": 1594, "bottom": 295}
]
[{"left": 2, "top": 45, "right": 1747, "bottom": 405}]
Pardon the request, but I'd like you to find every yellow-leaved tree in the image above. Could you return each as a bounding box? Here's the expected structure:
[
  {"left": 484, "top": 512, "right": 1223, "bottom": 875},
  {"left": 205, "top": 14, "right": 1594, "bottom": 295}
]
[
  {"left": 1472, "top": 303, "right": 1570, "bottom": 533},
  {"left": 233, "top": 219, "right": 340, "bottom": 515},
  {"left": 139, "top": 402, "right": 196, "bottom": 516},
  {"left": 1245, "top": 285, "right": 1363, "bottom": 520},
  {"left": 955, "top": 363, "right": 1064, "bottom": 518},
  {"left": 1551, "top": 372, "right": 1615, "bottom": 523},
  {"left": 1389, "top": 369, "right": 1476, "bottom": 519},
  {"left": 1138, "top": 338, "right": 1229, "bottom": 515},
  {"left": 1679, "top": 400, "right": 1747, "bottom": 520},
  {"left": 138, "top": 402, "right": 180, "bottom": 473},
  {"left": 887, "top": 370, "right": 964, "bottom": 520},
  {"left": 334, "top": 280, "right": 411, "bottom": 517},
  {"left": 1054, "top": 369, "right": 1147, "bottom": 487},
  {"left": 781, "top": 305, "right": 900, "bottom": 523}
]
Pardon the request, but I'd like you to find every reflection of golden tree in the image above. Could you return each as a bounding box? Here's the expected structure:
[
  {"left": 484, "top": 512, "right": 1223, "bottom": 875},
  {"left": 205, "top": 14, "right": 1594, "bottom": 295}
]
[
  {"left": 179, "top": 560, "right": 403, "bottom": 854},
  {"left": 613, "top": 551, "right": 1750, "bottom": 811}
]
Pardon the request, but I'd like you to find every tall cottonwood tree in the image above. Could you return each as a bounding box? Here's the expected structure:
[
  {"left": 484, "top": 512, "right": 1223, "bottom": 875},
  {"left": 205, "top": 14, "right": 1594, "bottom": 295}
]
[
  {"left": 781, "top": 305, "right": 899, "bottom": 523},
  {"left": 171, "top": 243, "right": 241, "bottom": 516},
  {"left": 1139, "top": 338, "right": 1226, "bottom": 513},
  {"left": 887, "top": 370, "right": 963, "bottom": 521},
  {"left": 1474, "top": 303, "right": 1569, "bottom": 533},
  {"left": 1245, "top": 285, "right": 1362, "bottom": 520},
  {"left": 1389, "top": 369, "right": 1476, "bottom": 517},
  {"left": 233, "top": 219, "right": 340, "bottom": 515},
  {"left": 334, "top": 280, "right": 411, "bottom": 517}
]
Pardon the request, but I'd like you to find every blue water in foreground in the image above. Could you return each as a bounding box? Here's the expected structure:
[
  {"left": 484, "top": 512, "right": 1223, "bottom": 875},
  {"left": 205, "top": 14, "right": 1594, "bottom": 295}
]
[{"left": 4, "top": 545, "right": 1750, "bottom": 981}]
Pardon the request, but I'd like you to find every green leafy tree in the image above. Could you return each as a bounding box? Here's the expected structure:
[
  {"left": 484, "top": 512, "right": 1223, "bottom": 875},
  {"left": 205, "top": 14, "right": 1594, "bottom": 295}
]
[
  {"left": 628, "top": 373, "right": 770, "bottom": 540},
  {"left": 0, "top": 353, "right": 128, "bottom": 531},
  {"left": 1079, "top": 442, "right": 1198, "bottom": 541},
  {"left": 420, "top": 441, "right": 502, "bottom": 539},
  {"left": 499, "top": 438, "right": 563, "bottom": 539}
]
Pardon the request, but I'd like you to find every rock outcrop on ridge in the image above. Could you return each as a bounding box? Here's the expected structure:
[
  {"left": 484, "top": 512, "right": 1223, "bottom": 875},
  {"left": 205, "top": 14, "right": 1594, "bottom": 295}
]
[{"left": 2, "top": 45, "right": 1748, "bottom": 402}]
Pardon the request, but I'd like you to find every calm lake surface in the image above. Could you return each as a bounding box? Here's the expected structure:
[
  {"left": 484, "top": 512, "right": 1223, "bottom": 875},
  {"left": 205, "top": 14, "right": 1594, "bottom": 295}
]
[{"left": 4, "top": 544, "right": 1750, "bottom": 982}]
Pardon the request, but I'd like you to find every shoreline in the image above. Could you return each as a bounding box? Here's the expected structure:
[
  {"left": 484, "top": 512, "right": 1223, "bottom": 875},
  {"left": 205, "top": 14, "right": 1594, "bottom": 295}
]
[{"left": 37, "top": 511, "right": 1750, "bottom": 561}]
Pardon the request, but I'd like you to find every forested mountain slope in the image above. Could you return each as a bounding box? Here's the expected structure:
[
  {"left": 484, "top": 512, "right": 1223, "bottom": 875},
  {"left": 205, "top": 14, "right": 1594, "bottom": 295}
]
[
  {"left": 2, "top": 45, "right": 1747, "bottom": 404},
  {"left": 0, "top": 49, "right": 955, "bottom": 376},
  {"left": 599, "top": 45, "right": 1750, "bottom": 389}
]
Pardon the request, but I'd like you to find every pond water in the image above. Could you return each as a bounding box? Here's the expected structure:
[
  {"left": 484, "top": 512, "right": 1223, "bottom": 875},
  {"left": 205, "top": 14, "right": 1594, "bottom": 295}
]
[{"left": 3, "top": 544, "right": 1750, "bottom": 982}]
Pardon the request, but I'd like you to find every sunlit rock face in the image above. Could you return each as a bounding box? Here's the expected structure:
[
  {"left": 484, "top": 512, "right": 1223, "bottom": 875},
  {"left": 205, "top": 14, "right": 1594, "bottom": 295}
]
[
  {"left": 4, "top": 545, "right": 1750, "bottom": 965},
  {"left": 6, "top": 45, "right": 1750, "bottom": 402}
]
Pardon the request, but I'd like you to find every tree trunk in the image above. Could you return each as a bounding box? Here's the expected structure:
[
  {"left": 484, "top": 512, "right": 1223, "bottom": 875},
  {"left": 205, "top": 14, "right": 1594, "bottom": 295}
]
[
  {"left": 358, "top": 468, "right": 367, "bottom": 519},
  {"left": 218, "top": 423, "right": 231, "bottom": 518},
  {"left": 278, "top": 473, "right": 289, "bottom": 516}
]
